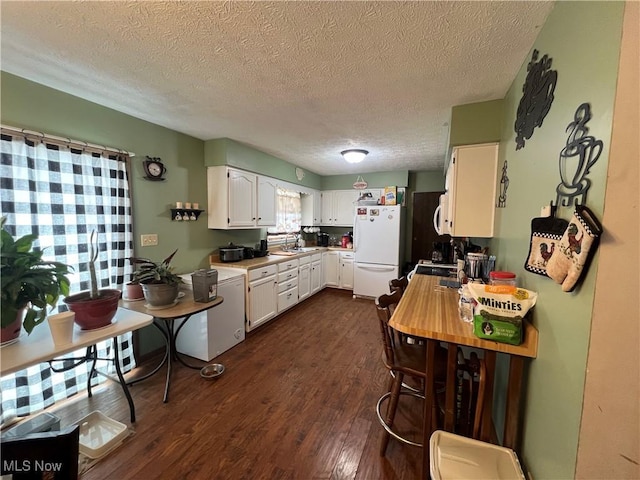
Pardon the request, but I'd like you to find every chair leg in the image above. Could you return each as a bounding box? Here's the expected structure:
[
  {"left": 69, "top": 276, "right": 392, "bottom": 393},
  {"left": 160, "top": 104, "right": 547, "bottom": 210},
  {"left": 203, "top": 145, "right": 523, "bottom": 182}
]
[{"left": 380, "top": 371, "right": 404, "bottom": 456}]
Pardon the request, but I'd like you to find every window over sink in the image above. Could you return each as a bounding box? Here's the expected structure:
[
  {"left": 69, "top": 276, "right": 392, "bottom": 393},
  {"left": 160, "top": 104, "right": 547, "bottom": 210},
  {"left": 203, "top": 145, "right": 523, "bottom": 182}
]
[{"left": 267, "top": 188, "right": 302, "bottom": 245}]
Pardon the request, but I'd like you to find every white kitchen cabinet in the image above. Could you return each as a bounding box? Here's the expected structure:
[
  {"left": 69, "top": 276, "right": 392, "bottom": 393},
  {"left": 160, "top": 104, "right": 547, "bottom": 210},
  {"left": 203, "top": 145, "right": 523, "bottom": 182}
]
[
  {"left": 323, "top": 250, "right": 353, "bottom": 290},
  {"left": 301, "top": 190, "right": 322, "bottom": 226},
  {"left": 207, "top": 166, "right": 277, "bottom": 229},
  {"left": 247, "top": 265, "right": 278, "bottom": 331},
  {"left": 310, "top": 255, "right": 322, "bottom": 295},
  {"left": 323, "top": 251, "right": 339, "bottom": 287},
  {"left": 339, "top": 251, "right": 354, "bottom": 289},
  {"left": 320, "top": 192, "right": 334, "bottom": 226},
  {"left": 320, "top": 190, "right": 359, "bottom": 226},
  {"left": 257, "top": 176, "right": 278, "bottom": 226},
  {"left": 446, "top": 143, "right": 499, "bottom": 238},
  {"left": 277, "top": 259, "right": 299, "bottom": 313},
  {"left": 227, "top": 168, "right": 255, "bottom": 228},
  {"left": 298, "top": 263, "right": 311, "bottom": 302}
]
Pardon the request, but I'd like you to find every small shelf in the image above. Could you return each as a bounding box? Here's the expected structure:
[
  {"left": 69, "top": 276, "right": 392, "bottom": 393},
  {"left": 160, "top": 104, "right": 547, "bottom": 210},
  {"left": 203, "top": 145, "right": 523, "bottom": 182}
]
[{"left": 171, "top": 208, "right": 204, "bottom": 221}]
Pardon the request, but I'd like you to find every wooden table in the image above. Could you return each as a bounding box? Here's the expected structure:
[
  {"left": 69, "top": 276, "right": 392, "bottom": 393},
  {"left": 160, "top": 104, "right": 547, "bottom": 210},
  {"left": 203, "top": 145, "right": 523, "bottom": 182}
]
[
  {"left": 389, "top": 275, "right": 538, "bottom": 478},
  {"left": 120, "top": 293, "right": 223, "bottom": 402},
  {"left": 0, "top": 308, "right": 153, "bottom": 422}
]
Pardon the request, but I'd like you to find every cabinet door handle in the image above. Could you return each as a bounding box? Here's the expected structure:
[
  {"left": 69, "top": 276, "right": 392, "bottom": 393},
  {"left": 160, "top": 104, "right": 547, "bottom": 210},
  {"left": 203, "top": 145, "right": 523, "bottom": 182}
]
[{"left": 258, "top": 217, "right": 262, "bottom": 220}]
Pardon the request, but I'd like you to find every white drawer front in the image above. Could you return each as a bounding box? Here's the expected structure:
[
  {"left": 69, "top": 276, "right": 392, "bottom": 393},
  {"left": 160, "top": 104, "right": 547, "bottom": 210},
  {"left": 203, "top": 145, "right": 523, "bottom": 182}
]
[
  {"left": 277, "top": 276, "right": 298, "bottom": 293},
  {"left": 277, "top": 259, "right": 299, "bottom": 272},
  {"left": 249, "top": 265, "right": 277, "bottom": 282},
  {"left": 278, "top": 287, "right": 298, "bottom": 312},
  {"left": 298, "top": 255, "right": 311, "bottom": 265},
  {"left": 340, "top": 251, "right": 355, "bottom": 260},
  {"left": 311, "top": 253, "right": 322, "bottom": 263},
  {"left": 277, "top": 269, "right": 298, "bottom": 284}
]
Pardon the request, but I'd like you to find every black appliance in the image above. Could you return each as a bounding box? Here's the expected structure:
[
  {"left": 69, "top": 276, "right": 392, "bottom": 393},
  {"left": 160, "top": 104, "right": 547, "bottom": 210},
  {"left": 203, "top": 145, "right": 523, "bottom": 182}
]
[{"left": 317, "top": 233, "right": 329, "bottom": 247}]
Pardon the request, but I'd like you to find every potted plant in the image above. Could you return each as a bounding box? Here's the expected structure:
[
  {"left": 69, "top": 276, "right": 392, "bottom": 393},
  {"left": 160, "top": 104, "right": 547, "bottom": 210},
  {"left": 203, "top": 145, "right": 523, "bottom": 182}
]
[
  {"left": 123, "top": 263, "right": 144, "bottom": 301},
  {"left": 63, "top": 230, "right": 121, "bottom": 330},
  {"left": 130, "top": 249, "right": 182, "bottom": 307},
  {"left": 1, "top": 217, "right": 72, "bottom": 343}
]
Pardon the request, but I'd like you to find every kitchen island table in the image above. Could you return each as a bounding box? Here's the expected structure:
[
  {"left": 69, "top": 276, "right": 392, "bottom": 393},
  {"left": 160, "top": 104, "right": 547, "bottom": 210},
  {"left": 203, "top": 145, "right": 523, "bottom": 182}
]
[
  {"left": 121, "top": 293, "right": 223, "bottom": 403},
  {"left": 389, "top": 275, "right": 538, "bottom": 479}
]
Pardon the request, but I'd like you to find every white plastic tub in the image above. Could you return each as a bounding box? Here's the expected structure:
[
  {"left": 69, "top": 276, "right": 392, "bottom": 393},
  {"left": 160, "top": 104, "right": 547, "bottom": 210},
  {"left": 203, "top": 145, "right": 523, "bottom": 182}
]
[
  {"left": 76, "top": 411, "right": 128, "bottom": 459},
  {"left": 430, "top": 430, "right": 525, "bottom": 480}
]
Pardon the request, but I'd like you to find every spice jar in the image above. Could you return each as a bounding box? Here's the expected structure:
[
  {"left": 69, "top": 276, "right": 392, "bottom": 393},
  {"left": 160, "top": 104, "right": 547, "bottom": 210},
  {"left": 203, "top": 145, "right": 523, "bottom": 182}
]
[{"left": 489, "top": 271, "right": 517, "bottom": 286}]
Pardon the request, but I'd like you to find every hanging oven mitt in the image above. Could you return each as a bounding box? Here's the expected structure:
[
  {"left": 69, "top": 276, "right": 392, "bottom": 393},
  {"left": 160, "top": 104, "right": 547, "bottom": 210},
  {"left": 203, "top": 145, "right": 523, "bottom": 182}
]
[
  {"left": 546, "top": 205, "right": 603, "bottom": 292},
  {"left": 524, "top": 215, "right": 568, "bottom": 277}
]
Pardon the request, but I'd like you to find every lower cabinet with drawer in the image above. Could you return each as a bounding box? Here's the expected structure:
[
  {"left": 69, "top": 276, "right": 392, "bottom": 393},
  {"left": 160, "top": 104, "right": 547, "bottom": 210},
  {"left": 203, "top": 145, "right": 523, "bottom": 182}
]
[
  {"left": 298, "top": 256, "right": 311, "bottom": 302},
  {"left": 277, "top": 259, "right": 299, "bottom": 313},
  {"left": 247, "top": 265, "right": 277, "bottom": 332}
]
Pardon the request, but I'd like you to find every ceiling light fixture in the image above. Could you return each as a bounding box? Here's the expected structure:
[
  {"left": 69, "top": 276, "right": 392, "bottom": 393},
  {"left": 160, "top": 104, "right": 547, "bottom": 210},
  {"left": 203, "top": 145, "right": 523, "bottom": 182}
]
[{"left": 341, "top": 149, "right": 368, "bottom": 164}]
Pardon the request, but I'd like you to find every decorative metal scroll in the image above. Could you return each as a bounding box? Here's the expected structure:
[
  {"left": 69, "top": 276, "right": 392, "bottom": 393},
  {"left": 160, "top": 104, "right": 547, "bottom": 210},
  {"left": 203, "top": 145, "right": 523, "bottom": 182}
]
[
  {"left": 514, "top": 50, "right": 557, "bottom": 150},
  {"left": 497, "top": 159, "right": 509, "bottom": 208},
  {"left": 555, "top": 103, "right": 603, "bottom": 207}
]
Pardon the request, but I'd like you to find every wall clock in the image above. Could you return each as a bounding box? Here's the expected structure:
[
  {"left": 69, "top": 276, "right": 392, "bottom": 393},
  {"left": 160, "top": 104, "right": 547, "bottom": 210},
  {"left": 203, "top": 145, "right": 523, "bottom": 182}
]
[
  {"left": 295, "top": 167, "right": 305, "bottom": 181},
  {"left": 143, "top": 156, "right": 166, "bottom": 181}
]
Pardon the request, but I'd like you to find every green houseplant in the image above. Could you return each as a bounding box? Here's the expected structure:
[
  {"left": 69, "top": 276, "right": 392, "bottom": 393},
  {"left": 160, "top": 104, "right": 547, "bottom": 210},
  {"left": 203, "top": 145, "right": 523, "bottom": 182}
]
[
  {"left": 130, "top": 249, "right": 182, "bottom": 307},
  {"left": 1, "top": 217, "right": 71, "bottom": 341}
]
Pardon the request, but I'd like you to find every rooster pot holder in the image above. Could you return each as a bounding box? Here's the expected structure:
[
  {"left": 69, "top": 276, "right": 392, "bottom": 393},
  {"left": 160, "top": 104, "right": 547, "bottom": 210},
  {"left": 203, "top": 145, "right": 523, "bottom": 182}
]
[{"left": 525, "top": 215, "right": 569, "bottom": 276}]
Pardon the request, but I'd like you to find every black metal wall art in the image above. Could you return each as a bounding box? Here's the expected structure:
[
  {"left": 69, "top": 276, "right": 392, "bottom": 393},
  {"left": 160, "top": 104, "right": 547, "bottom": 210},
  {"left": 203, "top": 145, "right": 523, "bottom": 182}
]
[
  {"left": 497, "top": 159, "right": 509, "bottom": 208},
  {"left": 556, "top": 103, "right": 603, "bottom": 207},
  {"left": 514, "top": 49, "right": 557, "bottom": 150}
]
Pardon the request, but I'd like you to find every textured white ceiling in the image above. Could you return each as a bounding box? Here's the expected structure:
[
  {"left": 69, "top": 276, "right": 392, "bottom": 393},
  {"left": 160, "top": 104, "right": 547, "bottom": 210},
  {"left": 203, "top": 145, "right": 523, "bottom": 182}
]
[{"left": 1, "top": 1, "right": 554, "bottom": 176}]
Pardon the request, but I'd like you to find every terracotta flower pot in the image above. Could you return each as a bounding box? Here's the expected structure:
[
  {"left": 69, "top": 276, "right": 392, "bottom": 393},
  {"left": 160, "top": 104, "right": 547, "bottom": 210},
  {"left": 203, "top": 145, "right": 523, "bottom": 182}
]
[
  {"left": 124, "top": 282, "right": 144, "bottom": 301},
  {"left": 0, "top": 308, "right": 25, "bottom": 344},
  {"left": 63, "top": 289, "right": 121, "bottom": 330}
]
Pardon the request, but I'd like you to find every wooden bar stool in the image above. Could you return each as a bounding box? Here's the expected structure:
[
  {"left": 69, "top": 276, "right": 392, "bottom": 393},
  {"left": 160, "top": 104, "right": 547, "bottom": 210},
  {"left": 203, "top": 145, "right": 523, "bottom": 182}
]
[
  {"left": 374, "top": 290, "right": 448, "bottom": 455},
  {"left": 388, "top": 276, "right": 409, "bottom": 295}
]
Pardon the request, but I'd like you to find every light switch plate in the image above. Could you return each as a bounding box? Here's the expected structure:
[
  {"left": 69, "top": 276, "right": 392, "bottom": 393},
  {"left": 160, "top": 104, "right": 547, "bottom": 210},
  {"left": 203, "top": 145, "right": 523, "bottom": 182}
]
[{"left": 141, "top": 234, "right": 158, "bottom": 246}]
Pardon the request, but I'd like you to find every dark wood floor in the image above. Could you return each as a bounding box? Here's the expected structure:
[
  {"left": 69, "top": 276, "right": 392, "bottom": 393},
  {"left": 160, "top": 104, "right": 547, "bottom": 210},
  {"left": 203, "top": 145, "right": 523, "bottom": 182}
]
[{"left": 50, "top": 289, "right": 425, "bottom": 479}]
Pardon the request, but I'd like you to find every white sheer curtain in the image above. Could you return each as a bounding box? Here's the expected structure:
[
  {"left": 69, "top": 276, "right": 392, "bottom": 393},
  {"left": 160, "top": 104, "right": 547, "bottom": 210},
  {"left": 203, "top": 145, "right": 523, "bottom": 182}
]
[
  {"left": 0, "top": 132, "right": 134, "bottom": 425},
  {"left": 268, "top": 187, "right": 302, "bottom": 234}
]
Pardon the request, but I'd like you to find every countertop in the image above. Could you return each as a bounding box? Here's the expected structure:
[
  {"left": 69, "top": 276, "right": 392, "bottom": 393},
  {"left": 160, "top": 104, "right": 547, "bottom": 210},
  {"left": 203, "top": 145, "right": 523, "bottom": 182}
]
[{"left": 209, "top": 246, "right": 353, "bottom": 270}]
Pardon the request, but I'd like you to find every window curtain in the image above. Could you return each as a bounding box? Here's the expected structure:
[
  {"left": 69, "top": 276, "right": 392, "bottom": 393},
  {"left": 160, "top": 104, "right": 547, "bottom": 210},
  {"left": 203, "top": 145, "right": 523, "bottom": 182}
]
[
  {"left": 267, "top": 188, "right": 301, "bottom": 234},
  {"left": 0, "top": 133, "right": 135, "bottom": 425}
]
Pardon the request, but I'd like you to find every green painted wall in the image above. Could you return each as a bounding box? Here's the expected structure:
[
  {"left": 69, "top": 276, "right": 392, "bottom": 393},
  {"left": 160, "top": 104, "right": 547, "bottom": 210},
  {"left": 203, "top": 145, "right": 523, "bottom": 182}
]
[
  {"left": 321, "top": 170, "right": 409, "bottom": 190},
  {"left": 411, "top": 170, "right": 445, "bottom": 192},
  {"left": 485, "top": 3, "right": 624, "bottom": 478},
  {"left": 450, "top": 99, "right": 504, "bottom": 147},
  {"left": 205, "top": 138, "right": 322, "bottom": 189}
]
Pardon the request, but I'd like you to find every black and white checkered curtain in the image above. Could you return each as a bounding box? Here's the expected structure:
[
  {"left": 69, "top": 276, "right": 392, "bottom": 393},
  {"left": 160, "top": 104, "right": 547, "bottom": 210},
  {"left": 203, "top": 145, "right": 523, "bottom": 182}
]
[{"left": 0, "top": 133, "right": 135, "bottom": 425}]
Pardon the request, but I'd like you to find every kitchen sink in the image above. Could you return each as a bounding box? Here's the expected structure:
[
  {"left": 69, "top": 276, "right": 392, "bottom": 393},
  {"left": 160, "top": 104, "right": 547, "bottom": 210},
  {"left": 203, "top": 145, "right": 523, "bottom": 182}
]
[{"left": 271, "top": 247, "right": 319, "bottom": 255}]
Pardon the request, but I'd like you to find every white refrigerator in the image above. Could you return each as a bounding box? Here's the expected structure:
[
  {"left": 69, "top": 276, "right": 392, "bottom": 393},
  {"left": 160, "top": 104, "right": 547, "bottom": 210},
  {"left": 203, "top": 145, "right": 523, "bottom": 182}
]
[{"left": 353, "top": 205, "right": 401, "bottom": 298}]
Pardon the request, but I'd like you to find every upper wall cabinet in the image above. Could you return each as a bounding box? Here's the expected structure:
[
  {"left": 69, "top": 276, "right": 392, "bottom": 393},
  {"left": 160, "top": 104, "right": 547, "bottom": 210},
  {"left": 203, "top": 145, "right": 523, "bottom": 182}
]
[
  {"left": 257, "top": 176, "right": 277, "bottom": 226},
  {"left": 446, "top": 143, "right": 499, "bottom": 238},
  {"left": 301, "top": 190, "right": 321, "bottom": 226},
  {"left": 320, "top": 190, "right": 360, "bottom": 226},
  {"left": 207, "top": 166, "right": 277, "bottom": 229}
]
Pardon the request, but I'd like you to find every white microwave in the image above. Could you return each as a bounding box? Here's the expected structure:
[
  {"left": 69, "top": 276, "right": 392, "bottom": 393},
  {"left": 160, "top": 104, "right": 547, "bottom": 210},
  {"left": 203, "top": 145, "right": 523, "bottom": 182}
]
[{"left": 433, "top": 193, "right": 450, "bottom": 236}]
